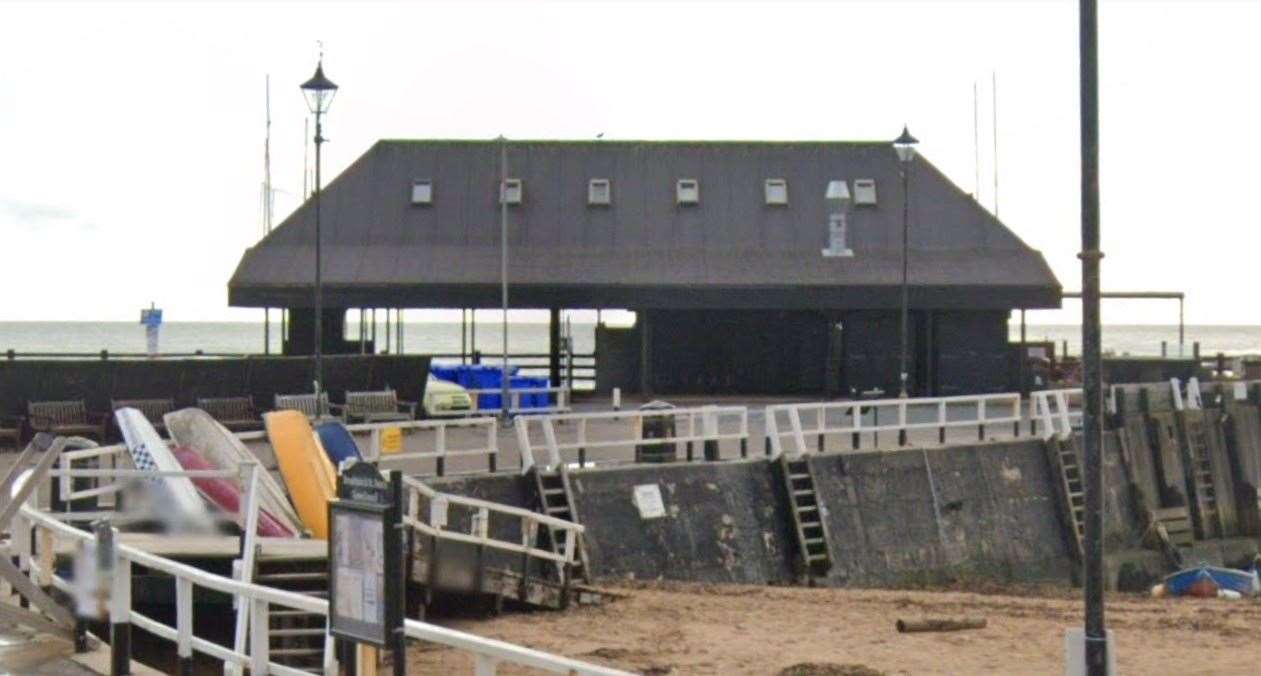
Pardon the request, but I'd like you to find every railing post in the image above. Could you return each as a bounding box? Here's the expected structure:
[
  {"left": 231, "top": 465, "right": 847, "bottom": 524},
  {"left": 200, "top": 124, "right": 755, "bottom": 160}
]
[
  {"left": 109, "top": 552, "right": 131, "bottom": 676},
  {"left": 937, "top": 401, "right": 947, "bottom": 444},
  {"left": 851, "top": 404, "right": 861, "bottom": 450},
  {"left": 515, "top": 421, "right": 535, "bottom": 473},
  {"left": 577, "top": 419, "right": 587, "bottom": 468},
  {"left": 250, "top": 599, "right": 269, "bottom": 675},
  {"left": 788, "top": 408, "right": 806, "bottom": 458},
  {"left": 176, "top": 577, "right": 193, "bottom": 676},
  {"left": 487, "top": 420, "right": 498, "bottom": 473},
  {"left": 474, "top": 654, "right": 500, "bottom": 676},
  {"left": 978, "top": 398, "right": 987, "bottom": 441},
  {"left": 541, "top": 419, "right": 563, "bottom": 471},
  {"left": 897, "top": 401, "right": 908, "bottom": 447},
  {"left": 436, "top": 426, "right": 447, "bottom": 477}
]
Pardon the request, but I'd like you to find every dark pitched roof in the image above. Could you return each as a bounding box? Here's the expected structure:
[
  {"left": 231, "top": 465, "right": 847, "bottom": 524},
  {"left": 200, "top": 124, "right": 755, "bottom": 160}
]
[{"left": 229, "top": 139, "right": 1060, "bottom": 310}]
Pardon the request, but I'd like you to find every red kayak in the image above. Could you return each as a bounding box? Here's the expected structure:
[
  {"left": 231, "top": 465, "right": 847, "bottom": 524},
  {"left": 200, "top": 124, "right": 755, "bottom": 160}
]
[{"left": 172, "top": 447, "right": 296, "bottom": 538}]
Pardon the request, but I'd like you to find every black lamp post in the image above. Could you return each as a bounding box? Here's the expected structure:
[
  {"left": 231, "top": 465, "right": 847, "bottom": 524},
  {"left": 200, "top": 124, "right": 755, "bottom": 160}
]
[
  {"left": 893, "top": 125, "right": 919, "bottom": 398},
  {"left": 301, "top": 59, "right": 338, "bottom": 395}
]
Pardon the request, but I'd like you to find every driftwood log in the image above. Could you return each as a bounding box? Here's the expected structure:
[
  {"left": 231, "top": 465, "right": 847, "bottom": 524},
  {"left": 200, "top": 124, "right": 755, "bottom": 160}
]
[{"left": 895, "top": 616, "right": 987, "bottom": 633}]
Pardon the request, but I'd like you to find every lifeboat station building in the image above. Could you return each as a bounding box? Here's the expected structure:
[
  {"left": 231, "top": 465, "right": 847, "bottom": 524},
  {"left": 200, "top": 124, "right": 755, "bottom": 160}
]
[{"left": 228, "top": 140, "right": 1061, "bottom": 397}]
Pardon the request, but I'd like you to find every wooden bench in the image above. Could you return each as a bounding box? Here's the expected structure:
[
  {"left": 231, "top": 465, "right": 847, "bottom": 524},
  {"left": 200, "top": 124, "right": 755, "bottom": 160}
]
[
  {"left": 27, "top": 400, "right": 109, "bottom": 441},
  {"left": 0, "top": 415, "right": 23, "bottom": 451},
  {"left": 344, "top": 389, "right": 417, "bottom": 424},
  {"left": 111, "top": 398, "right": 176, "bottom": 434},
  {"left": 197, "top": 397, "right": 260, "bottom": 431},
  {"left": 274, "top": 393, "right": 341, "bottom": 421}
]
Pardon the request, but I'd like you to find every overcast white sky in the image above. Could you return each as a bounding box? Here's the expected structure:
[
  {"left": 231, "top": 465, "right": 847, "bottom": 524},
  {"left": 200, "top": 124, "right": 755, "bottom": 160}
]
[{"left": 1, "top": 0, "right": 1256, "bottom": 324}]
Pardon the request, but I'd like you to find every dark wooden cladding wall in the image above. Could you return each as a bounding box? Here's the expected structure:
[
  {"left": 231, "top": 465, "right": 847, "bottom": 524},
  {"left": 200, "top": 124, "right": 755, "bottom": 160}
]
[
  {"left": 644, "top": 309, "right": 829, "bottom": 395},
  {"left": 0, "top": 354, "right": 431, "bottom": 419}
]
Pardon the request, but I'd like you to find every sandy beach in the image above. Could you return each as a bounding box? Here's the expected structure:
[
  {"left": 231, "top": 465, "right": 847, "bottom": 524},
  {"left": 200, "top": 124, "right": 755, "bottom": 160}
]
[{"left": 408, "top": 582, "right": 1261, "bottom": 675}]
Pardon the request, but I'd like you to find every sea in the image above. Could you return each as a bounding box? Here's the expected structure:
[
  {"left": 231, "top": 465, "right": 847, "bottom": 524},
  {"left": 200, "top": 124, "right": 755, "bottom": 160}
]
[{"left": 1, "top": 322, "right": 1259, "bottom": 359}]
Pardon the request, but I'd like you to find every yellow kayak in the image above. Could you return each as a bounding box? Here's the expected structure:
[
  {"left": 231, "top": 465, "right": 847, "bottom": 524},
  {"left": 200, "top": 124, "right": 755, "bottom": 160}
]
[{"left": 264, "top": 410, "right": 337, "bottom": 539}]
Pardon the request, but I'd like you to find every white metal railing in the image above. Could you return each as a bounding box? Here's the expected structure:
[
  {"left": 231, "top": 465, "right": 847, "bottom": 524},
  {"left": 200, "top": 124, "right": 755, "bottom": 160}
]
[
  {"left": 402, "top": 476, "right": 583, "bottom": 582},
  {"left": 464, "top": 386, "right": 573, "bottom": 416},
  {"left": 240, "top": 418, "right": 502, "bottom": 477},
  {"left": 515, "top": 405, "right": 750, "bottom": 472},
  {"left": 765, "top": 393, "right": 1023, "bottom": 457},
  {"left": 57, "top": 443, "right": 128, "bottom": 507},
  {"left": 13, "top": 467, "right": 629, "bottom": 675},
  {"left": 1031, "top": 388, "right": 1083, "bottom": 440}
]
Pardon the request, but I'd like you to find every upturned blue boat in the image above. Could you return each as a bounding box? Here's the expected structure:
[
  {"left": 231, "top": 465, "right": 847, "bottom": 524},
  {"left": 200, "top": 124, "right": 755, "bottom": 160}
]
[{"left": 1163, "top": 564, "right": 1259, "bottom": 598}]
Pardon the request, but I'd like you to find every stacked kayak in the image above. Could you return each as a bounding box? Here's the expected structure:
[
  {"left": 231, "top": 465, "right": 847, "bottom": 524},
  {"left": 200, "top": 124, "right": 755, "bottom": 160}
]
[
  {"left": 265, "top": 410, "right": 338, "bottom": 539},
  {"left": 165, "top": 408, "right": 303, "bottom": 536}
]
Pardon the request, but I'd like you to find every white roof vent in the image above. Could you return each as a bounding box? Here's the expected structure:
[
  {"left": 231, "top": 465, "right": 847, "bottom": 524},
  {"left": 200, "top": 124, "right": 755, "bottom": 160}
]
[
  {"left": 676, "top": 179, "right": 700, "bottom": 205},
  {"left": 499, "top": 178, "right": 523, "bottom": 205},
  {"left": 588, "top": 178, "right": 611, "bottom": 206},
  {"left": 411, "top": 179, "right": 433, "bottom": 205},
  {"left": 853, "top": 179, "right": 877, "bottom": 206},
  {"left": 764, "top": 178, "right": 788, "bottom": 206}
]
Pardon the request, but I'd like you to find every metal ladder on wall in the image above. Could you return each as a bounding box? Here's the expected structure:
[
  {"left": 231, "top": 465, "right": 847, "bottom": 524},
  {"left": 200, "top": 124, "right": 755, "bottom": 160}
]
[
  {"left": 1180, "top": 416, "right": 1222, "bottom": 539},
  {"left": 1045, "top": 437, "right": 1085, "bottom": 560},
  {"left": 529, "top": 465, "right": 591, "bottom": 584},
  {"left": 254, "top": 556, "right": 330, "bottom": 674},
  {"left": 775, "top": 454, "right": 833, "bottom": 583}
]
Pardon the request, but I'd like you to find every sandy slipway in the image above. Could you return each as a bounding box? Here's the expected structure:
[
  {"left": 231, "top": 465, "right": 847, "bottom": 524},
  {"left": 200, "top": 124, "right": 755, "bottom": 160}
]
[{"left": 408, "top": 582, "right": 1261, "bottom": 675}]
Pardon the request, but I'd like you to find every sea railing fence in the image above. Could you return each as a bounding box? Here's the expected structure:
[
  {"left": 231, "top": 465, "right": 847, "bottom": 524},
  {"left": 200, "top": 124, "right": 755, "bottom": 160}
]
[
  {"left": 4, "top": 436, "right": 631, "bottom": 676},
  {"left": 238, "top": 417, "right": 501, "bottom": 477},
  {"left": 402, "top": 475, "right": 585, "bottom": 585},
  {"left": 1031, "top": 388, "right": 1083, "bottom": 441},
  {"left": 765, "top": 393, "right": 1024, "bottom": 457},
  {"left": 515, "top": 406, "right": 751, "bottom": 473}
]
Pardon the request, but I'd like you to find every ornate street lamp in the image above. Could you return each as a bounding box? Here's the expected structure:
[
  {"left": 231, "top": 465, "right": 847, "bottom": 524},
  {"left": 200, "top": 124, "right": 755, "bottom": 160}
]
[
  {"left": 893, "top": 125, "right": 918, "bottom": 398},
  {"left": 301, "top": 59, "right": 338, "bottom": 396}
]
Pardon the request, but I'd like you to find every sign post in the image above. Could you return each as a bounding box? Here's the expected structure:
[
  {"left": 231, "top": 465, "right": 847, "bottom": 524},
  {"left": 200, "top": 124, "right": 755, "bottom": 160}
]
[
  {"left": 329, "top": 461, "right": 406, "bottom": 676},
  {"left": 139, "top": 304, "right": 163, "bottom": 358}
]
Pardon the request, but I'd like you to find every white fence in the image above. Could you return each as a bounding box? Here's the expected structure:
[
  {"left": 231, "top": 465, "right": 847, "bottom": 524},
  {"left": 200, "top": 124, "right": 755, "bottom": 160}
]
[
  {"left": 1031, "top": 388, "right": 1083, "bottom": 440},
  {"left": 4, "top": 437, "right": 630, "bottom": 676},
  {"left": 402, "top": 476, "right": 584, "bottom": 582},
  {"left": 240, "top": 417, "right": 501, "bottom": 477},
  {"left": 515, "top": 405, "right": 750, "bottom": 472},
  {"left": 765, "top": 393, "right": 1024, "bottom": 457}
]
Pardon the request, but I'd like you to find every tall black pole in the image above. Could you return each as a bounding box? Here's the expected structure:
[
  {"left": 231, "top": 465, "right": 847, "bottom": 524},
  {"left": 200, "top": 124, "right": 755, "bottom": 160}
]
[
  {"left": 1079, "top": 0, "right": 1107, "bottom": 673},
  {"left": 499, "top": 137, "right": 510, "bottom": 423},
  {"left": 313, "top": 110, "right": 324, "bottom": 394},
  {"left": 899, "top": 162, "right": 910, "bottom": 398}
]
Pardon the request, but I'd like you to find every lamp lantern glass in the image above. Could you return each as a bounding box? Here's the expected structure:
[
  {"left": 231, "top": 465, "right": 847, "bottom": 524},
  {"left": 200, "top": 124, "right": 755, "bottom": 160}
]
[
  {"left": 301, "top": 62, "right": 339, "bottom": 115},
  {"left": 893, "top": 125, "right": 919, "bottom": 163}
]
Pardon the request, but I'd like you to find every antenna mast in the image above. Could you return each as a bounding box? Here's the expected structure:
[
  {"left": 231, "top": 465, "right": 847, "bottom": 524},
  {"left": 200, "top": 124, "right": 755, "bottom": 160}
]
[
  {"left": 973, "top": 81, "right": 981, "bottom": 202},
  {"left": 992, "top": 70, "right": 1000, "bottom": 218},
  {"left": 264, "top": 74, "right": 274, "bottom": 234}
]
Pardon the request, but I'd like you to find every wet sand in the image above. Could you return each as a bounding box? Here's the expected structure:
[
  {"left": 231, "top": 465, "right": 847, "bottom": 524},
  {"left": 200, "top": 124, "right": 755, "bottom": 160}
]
[{"left": 408, "top": 582, "right": 1261, "bottom": 675}]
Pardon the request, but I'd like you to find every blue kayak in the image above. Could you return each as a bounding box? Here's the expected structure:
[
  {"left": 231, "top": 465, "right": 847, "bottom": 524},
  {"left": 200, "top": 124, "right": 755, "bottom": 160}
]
[
  {"left": 1163, "top": 564, "right": 1259, "bottom": 597},
  {"left": 315, "top": 420, "right": 362, "bottom": 468}
]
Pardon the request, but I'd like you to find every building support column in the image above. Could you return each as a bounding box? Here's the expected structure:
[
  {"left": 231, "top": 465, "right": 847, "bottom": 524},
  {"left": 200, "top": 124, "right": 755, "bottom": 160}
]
[
  {"left": 639, "top": 310, "right": 652, "bottom": 396},
  {"left": 548, "top": 308, "right": 562, "bottom": 387}
]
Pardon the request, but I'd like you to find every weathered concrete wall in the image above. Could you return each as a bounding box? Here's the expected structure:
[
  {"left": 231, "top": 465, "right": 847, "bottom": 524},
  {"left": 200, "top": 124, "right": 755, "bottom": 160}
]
[
  {"left": 811, "top": 439, "right": 1074, "bottom": 587},
  {"left": 423, "top": 430, "right": 1236, "bottom": 591},
  {"left": 567, "top": 460, "right": 796, "bottom": 584}
]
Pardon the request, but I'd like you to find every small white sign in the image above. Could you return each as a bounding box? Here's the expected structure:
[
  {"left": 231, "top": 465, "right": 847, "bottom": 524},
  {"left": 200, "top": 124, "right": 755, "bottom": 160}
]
[
  {"left": 633, "top": 483, "right": 667, "bottom": 519},
  {"left": 429, "top": 497, "right": 449, "bottom": 528}
]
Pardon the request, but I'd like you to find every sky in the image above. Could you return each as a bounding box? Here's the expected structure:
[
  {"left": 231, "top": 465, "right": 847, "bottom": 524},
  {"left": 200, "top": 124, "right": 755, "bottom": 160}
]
[{"left": 1, "top": 0, "right": 1257, "bottom": 325}]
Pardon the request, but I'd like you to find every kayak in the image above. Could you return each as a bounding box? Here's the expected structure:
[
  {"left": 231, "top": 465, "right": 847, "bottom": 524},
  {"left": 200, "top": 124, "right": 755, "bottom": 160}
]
[
  {"left": 115, "top": 407, "right": 213, "bottom": 533},
  {"left": 171, "top": 447, "right": 296, "bottom": 538},
  {"left": 165, "top": 407, "right": 304, "bottom": 535},
  {"left": 315, "top": 420, "right": 362, "bottom": 468},
  {"left": 265, "top": 410, "right": 338, "bottom": 539}
]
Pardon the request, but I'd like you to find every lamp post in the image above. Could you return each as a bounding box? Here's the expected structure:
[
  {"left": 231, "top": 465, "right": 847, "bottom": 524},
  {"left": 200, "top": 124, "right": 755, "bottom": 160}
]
[
  {"left": 301, "top": 59, "right": 338, "bottom": 396},
  {"left": 498, "top": 136, "right": 510, "bottom": 424},
  {"left": 893, "top": 125, "right": 918, "bottom": 398}
]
